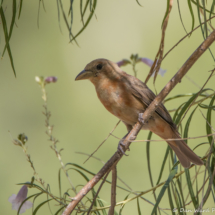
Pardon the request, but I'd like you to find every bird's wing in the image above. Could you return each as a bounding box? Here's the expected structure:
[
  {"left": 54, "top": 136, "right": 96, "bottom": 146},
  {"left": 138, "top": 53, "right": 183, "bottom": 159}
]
[{"left": 125, "top": 74, "right": 177, "bottom": 130}]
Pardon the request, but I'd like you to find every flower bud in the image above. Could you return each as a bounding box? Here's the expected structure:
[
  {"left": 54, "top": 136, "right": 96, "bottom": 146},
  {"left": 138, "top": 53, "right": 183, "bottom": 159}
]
[{"left": 44, "top": 76, "right": 58, "bottom": 84}]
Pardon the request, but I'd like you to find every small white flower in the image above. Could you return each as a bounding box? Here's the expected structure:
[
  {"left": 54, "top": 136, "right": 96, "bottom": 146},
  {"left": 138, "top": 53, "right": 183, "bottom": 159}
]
[
  {"left": 35, "top": 76, "right": 42, "bottom": 83},
  {"left": 8, "top": 185, "right": 33, "bottom": 214}
]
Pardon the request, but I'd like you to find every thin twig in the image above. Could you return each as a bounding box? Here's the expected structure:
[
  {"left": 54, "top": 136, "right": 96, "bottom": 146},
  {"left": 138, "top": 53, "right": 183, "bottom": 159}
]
[
  {"left": 163, "top": 16, "right": 215, "bottom": 60},
  {"left": 83, "top": 120, "right": 121, "bottom": 164},
  {"left": 108, "top": 165, "right": 117, "bottom": 215},
  {"left": 110, "top": 132, "right": 215, "bottom": 143}
]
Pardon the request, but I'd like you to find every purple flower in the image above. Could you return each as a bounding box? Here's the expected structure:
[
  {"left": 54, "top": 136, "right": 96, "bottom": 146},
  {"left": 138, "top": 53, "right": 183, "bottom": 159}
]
[
  {"left": 116, "top": 59, "right": 131, "bottom": 67},
  {"left": 45, "top": 76, "right": 58, "bottom": 83},
  {"left": 8, "top": 185, "right": 33, "bottom": 214},
  {"left": 140, "top": 58, "right": 166, "bottom": 77}
]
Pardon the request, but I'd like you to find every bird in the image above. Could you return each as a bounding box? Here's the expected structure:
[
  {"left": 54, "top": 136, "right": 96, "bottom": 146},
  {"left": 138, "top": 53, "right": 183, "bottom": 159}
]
[{"left": 75, "top": 58, "right": 203, "bottom": 168}]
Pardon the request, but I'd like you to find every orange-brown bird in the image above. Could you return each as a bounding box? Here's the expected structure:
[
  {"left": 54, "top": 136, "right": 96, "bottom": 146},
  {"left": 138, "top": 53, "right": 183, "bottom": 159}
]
[{"left": 75, "top": 58, "right": 203, "bottom": 168}]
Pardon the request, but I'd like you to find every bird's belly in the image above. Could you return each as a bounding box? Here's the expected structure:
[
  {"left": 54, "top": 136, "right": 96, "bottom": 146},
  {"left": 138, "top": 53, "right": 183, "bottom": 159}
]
[{"left": 96, "top": 85, "right": 143, "bottom": 125}]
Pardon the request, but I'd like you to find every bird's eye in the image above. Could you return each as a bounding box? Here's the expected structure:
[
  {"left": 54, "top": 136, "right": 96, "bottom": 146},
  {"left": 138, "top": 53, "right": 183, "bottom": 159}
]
[{"left": 96, "top": 64, "right": 103, "bottom": 70}]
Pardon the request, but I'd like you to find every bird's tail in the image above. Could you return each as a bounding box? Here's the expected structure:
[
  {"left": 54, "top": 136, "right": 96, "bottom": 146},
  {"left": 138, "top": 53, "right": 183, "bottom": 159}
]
[{"left": 166, "top": 132, "right": 203, "bottom": 168}]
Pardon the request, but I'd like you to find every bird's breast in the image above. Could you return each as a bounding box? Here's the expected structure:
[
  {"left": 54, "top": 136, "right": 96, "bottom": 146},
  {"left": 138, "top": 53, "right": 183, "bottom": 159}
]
[{"left": 95, "top": 79, "right": 144, "bottom": 125}]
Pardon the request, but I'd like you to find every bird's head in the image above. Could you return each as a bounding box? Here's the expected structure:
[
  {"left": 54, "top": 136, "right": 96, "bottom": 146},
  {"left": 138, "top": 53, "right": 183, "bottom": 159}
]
[{"left": 75, "top": 59, "right": 121, "bottom": 85}]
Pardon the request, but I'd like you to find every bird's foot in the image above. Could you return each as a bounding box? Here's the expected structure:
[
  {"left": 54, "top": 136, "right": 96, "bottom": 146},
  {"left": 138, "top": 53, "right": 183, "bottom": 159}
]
[
  {"left": 117, "top": 140, "right": 129, "bottom": 156},
  {"left": 138, "top": 113, "right": 147, "bottom": 124}
]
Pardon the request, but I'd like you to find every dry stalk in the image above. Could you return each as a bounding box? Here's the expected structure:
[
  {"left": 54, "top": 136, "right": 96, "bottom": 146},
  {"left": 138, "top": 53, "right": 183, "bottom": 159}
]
[{"left": 145, "top": 0, "right": 173, "bottom": 84}]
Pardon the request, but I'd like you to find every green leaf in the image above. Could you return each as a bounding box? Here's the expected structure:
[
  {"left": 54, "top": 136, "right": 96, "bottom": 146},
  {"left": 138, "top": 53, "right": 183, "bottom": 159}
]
[
  {"left": 173, "top": 103, "right": 185, "bottom": 123},
  {"left": 17, "top": 183, "right": 46, "bottom": 193},
  {"left": 2, "top": 0, "right": 16, "bottom": 57},
  {"left": 171, "top": 181, "right": 183, "bottom": 215},
  {"left": 187, "top": 0, "right": 195, "bottom": 34},
  {"left": 165, "top": 93, "right": 199, "bottom": 103},
  {"left": 80, "top": 0, "right": 84, "bottom": 25},
  {"left": 209, "top": 0, "right": 215, "bottom": 22},
  {"left": 174, "top": 89, "right": 210, "bottom": 125},
  {"left": 201, "top": 0, "right": 208, "bottom": 38},
  {"left": 146, "top": 132, "right": 154, "bottom": 187},
  {"left": 119, "top": 193, "right": 131, "bottom": 215},
  {"left": 58, "top": 0, "right": 78, "bottom": 46},
  {"left": 32, "top": 199, "right": 53, "bottom": 215},
  {"left": 32, "top": 192, "right": 44, "bottom": 212},
  {"left": 206, "top": 95, "right": 215, "bottom": 144},
  {"left": 151, "top": 161, "right": 178, "bottom": 214},
  {"left": 136, "top": 0, "right": 143, "bottom": 7},
  {"left": 199, "top": 103, "right": 215, "bottom": 109},
  {"left": 185, "top": 168, "right": 198, "bottom": 209},
  {"left": 67, "top": 167, "right": 97, "bottom": 207},
  {"left": 137, "top": 198, "right": 142, "bottom": 215},
  {"left": 167, "top": 186, "right": 175, "bottom": 215},
  {"left": 0, "top": 6, "right": 16, "bottom": 76},
  {"left": 70, "top": 0, "right": 97, "bottom": 42},
  {"left": 161, "top": 0, "right": 170, "bottom": 28},
  {"left": 58, "top": 168, "right": 62, "bottom": 199},
  {"left": 196, "top": 0, "right": 215, "bottom": 61},
  {"left": 82, "top": 0, "right": 90, "bottom": 17},
  {"left": 176, "top": 179, "right": 186, "bottom": 212},
  {"left": 97, "top": 198, "right": 107, "bottom": 215},
  {"left": 177, "top": 0, "right": 188, "bottom": 34},
  {"left": 195, "top": 166, "right": 199, "bottom": 206},
  {"left": 193, "top": 142, "right": 209, "bottom": 151},
  {"left": 156, "top": 146, "right": 170, "bottom": 185},
  {"left": 18, "top": 0, "right": 23, "bottom": 18},
  {"left": 183, "top": 106, "right": 198, "bottom": 143},
  {"left": 192, "top": 0, "right": 215, "bottom": 14},
  {"left": 54, "top": 206, "right": 66, "bottom": 215},
  {"left": 65, "top": 163, "right": 128, "bottom": 192},
  {"left": 146, "top": 131, "right": 159, "bottom": 214}
]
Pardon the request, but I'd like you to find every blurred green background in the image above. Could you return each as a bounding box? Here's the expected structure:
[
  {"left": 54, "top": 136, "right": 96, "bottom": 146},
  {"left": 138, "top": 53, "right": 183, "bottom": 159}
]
[{"left": 1, "top": 0, "right": 215, "bottom": 214}]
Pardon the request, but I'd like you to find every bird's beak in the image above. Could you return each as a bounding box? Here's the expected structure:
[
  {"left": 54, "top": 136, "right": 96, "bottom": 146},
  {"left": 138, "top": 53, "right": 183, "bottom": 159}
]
[{"left": 75, "top": 70, "right": 92, "bottom": 81}]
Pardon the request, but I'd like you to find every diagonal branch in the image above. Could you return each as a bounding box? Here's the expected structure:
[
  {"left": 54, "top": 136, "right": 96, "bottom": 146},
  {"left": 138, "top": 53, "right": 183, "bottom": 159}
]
[{"left": 62, "top": 28, "right": 215, "bottom": 215}]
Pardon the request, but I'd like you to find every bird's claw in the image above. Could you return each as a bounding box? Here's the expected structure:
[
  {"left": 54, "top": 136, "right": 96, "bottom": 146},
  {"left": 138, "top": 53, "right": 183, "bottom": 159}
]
[
  {"left": 117, "top": 140, "right": 129, "bottom": 156},
  {"left": 138, "top": 113, "right": 147, "bottom": 124}
]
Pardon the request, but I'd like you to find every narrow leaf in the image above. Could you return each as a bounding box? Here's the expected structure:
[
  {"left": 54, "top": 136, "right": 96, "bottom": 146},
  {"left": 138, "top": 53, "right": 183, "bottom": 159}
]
[
  {"left": 0, "top": 6, "right": 16, "bottom": 76},
  {"left": 152, "top": 163, "right": 178, "bottom": 214},
  {"left": 32, "top": 199, "right": 53, "bottom": 215},
  {"left": 167, "top": 186, "right": 175, "bottom": 215},
  {"left": 137, "top": 198, "right": 142, "bottom": 215},
  {"left": 183, "top": 106, "right": 198, "bottom": 143},
  {"left": 156, "top": 146, "right": 170, "bottom": 185},
  {"left": 185, "top": 169, "right": 198, "bottom": 208},
  {"left": 161, "top": 0, "right": 170, "bottom": 27},
  {"left": 187, "top": 0, "right": 195, "bottom": 34},
  {"left": 54, "top": 206, "right": 66, "bottom": 215},
  {"left": 18, "top": 0, "right": 23, "bottom": 18},
  {"left": 70, "top": 0, "right": 97, "bottom": 42}
]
